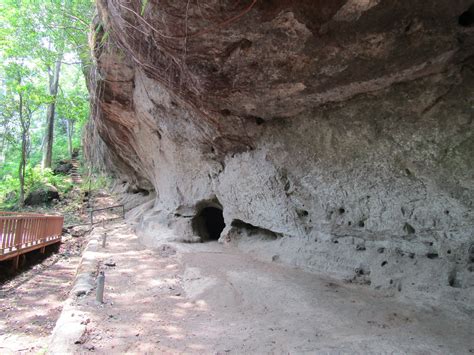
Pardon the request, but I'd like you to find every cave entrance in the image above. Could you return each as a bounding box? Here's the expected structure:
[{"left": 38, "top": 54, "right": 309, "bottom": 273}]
[{"left": 192, "top": 206, "right": 225, "bottom": 242}]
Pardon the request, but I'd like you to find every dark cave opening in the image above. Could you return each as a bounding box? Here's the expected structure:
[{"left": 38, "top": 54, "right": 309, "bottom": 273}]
[
  {"left": 459, "top": 4, "right": 474, "bottom": 27},
  {"left": 193, "top": 207, "right": 225, "bottom": 242}
]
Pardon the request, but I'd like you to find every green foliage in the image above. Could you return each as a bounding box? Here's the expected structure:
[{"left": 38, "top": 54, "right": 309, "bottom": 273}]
[
  {"left": 0, "top": 165, "right": 73, "bottom": 208},
  {"left": 0, "top": 0, "right": 93, "bottom": 207},
  {"left": 0, "top": 174, "right": 20, "bottom": 207},
  {"left": 81, "top": 173, "right": 112, "bottom": 192},
  {"left": 100, "top": 30, "right": 110, "bottom": 46},
  {"left": 25, "top": 166, "right": 72, "bottom": 194},
  {"left": 140, "top": 0, "right": 149, "bottom": 16}
]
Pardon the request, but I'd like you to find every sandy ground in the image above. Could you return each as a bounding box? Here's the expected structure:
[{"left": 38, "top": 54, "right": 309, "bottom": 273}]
[
  {"left": 52, "top": 221, "right": 474, "bottom": 354},
  {"left": 0, "top": 236, "right": 85, "bottom": 354}
]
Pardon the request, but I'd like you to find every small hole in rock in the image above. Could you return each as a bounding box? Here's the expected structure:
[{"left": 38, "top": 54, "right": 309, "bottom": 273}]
[
  {"left": 358, "top": 220, "right": 365, "bottom": 228},
  {"left": 192, "top": 206, "right": 225, "bottom": 242},
  {"left": 447, "top": 250, "right": 452, "bottom": 254},
  {"left": 338, "top": 208, "right": 345, "bottom": 214},
  {"left": 448, "top": 270, "right": 461, "bottom": 288},
  {"left": 231, "top": 219, "right": 282, "bottom": 240},
  {"left": 389, "top": 279, "right": 393, "bottom": 284},
  {"left": 348, "top": 221, "right": 352, "bottom": 226},
  {"left": 426, "top": 253, "right": 439, "bottom": 259},
  {"left": 130, "top": 188, "right": 150, "bottom": 196},
  {"left": 298, "top": 209, "right": 309, "bottom": 217},
  {"left": 459, "top": 5, "right": 474, "bottom": 27},
  {"left": 220, "top": 109, "right": 231, "bottom": 116},
  {"left": 405, "top": 168, "right": 412, "bottom": 176},
  {"left": 381, "top": 261, "right": 388, "bottom": 267},
  {"left": 255, "top": 117, "right": 265, "bottom": 125},
  {"left": 403, "top": 223, "right": 415, "bottom": 234},
  {"left": 448, "top": 274, "right": 455, "bottom": 287},
  {"left": 444, "top": 210, "right": 450, "bottom": 215}
]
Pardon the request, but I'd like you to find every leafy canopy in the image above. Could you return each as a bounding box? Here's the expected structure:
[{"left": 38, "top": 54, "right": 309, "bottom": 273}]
[{"left": 0, "top": 0, "right": 93, "bottom": 208}]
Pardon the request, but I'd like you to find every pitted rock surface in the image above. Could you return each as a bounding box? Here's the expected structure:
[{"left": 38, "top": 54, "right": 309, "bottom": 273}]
[{"left": 84, "top": 0, "right": 474, "bottom": 313}]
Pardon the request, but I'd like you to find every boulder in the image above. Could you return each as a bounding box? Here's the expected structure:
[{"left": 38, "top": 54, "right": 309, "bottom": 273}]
[
  {"left": 24, "top": 184, "right": 60, "bottom": 206},
  {"left": 70, "top": 225, "right": 91, "bottom": 238},
  {"left": 54, "top": 161, "right": 73, "bottom": 175}
]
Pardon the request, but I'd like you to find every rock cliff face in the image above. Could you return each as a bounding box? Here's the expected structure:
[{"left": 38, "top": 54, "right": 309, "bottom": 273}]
[{"left": 86, "top": 0, "right": 474, "bottom": 312}]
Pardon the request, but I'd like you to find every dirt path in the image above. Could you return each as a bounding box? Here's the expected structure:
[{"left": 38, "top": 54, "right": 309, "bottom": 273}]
[
  {"left": 0, "top": 187, "right": 117, "bottom": 354},
  {"left": 51, "top": 221, "right": 474, "bottom": 354},
  {"left": 0, "top": 236, "right": 86, "bottom": 354},
  {"left": 70, "top": 155, "right": 82, "bottom": 185}
]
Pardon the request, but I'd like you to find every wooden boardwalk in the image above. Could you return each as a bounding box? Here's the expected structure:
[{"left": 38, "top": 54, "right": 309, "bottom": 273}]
[{"left": 0, "top": 212, "right": 63, "bottom": 268}]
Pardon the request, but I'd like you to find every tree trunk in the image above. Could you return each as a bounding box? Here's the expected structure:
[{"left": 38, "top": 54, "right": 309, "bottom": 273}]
[
  {"left": 66, "top": 119, "right": 74, "bottom": 159},
  {"left": 18, "top": 94, "right": 26, "bottom": 207},
  {"left": 19, "top": 132, "right": 27, "bottom": 207},
  {"left": 42, "top": 54, "right": 63, "bottom": 169},
  {"left": 0, "top": 130, "right": 6, "bottom": 164},
  {"left": 0, "top": 115, "right": 10, "bottom": 164}
]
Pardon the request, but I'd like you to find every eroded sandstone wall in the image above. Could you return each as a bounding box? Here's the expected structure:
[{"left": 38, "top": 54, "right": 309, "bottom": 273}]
[{"left": 85, "top": 0, "right": 474, "bottom": 312}]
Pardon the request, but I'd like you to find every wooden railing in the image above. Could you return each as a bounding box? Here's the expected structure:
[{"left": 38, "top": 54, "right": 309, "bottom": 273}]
[
  {"left": 89, "top": 204, "right": 125, "bottom": 225},
  {"left": 0, "top": 213, "right": 64, "bottom": 262},
  {"left": 0, "top": 211, "right": 45, "bottom": 216}
]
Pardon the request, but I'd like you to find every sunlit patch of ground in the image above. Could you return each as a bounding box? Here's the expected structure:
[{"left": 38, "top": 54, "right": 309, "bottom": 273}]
[
  {"left": 53, "top": 221, "right": 474, "bottom": 354},
  {"left": 0, "top": 249, "right": 81, "bottom": 354}
]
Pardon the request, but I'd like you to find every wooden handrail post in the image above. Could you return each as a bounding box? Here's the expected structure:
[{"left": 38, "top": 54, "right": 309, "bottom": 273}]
[
  {"left": 0, "top": 219, "right": 5, "bottom": 253},
  {"left": 14, "top": 218, "right": 24, "bottom": 248},
  {"left": 41, "top": 217, "right": 47, "bottom": 241},
  {"left": 12, "top": 255, "right": 19, "bottom": 270}
]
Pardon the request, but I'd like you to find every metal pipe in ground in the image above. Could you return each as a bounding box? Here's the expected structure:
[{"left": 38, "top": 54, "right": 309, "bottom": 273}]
[
  {"left": 102, "top": 233, "right": 107, "bottom": 248},
  {"left": 96, "top": 271, "right": 105, "bottom": 303}
]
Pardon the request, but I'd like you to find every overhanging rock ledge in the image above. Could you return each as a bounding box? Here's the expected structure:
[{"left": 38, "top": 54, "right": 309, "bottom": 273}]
[{"left": 83, "top": 0, "right": 474, "bottom": 313}]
